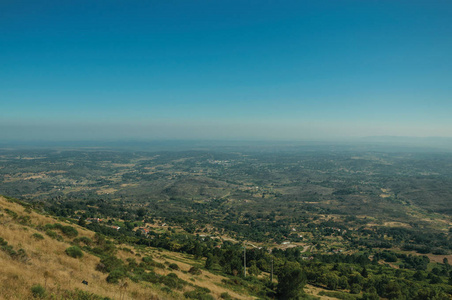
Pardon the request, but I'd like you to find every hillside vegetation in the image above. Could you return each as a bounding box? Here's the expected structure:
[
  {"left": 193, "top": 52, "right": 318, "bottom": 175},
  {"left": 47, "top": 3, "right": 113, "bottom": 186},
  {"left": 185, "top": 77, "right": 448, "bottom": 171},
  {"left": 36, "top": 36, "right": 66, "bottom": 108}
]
[{"left": 0, "top": 196, "right": 263, "bottom": 300}]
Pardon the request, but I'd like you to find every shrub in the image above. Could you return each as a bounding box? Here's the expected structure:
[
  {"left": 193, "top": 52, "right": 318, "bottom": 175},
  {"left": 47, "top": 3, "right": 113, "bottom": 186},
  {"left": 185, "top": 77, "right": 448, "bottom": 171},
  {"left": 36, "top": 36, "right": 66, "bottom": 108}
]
[
  {"left": 97, "top": 256, "right": 125, "bottom": 273},
  {"left": 45, "top": 229, "right": 63, "bottom": 241},
  {"left": 31, "top": 233, "right": 44, "bottom": 240},
  {"left": 65, "top": 246, "right": 84, "bottom": 258},
  {"left": 4, "top": 208, "right": 18, "bottom": 219},
  {"left": 0, "top": 238, "right": 28, "bottom": 262},
  {"left": 142, "top": 272, "right": 160, "bottom": 283},
  {"left": 61, "top": 226, "right": 78, "bottom": 238},
  {"left": 18, "top": 215, "right": 31, "bottom": 225},
  {"left": 188, "top": 266, "right": 202, "bottom": 275},
  {"left": 162, "top": 276, "right": 178, "bottom": 289},
  {"left": 220, "top": 292, "right": 232, "bottom": 299},
  {"left": 54, "top": 223, "right": 63, "bottom": 229},
  {"left": 166, "top": 273, "right": 179, "bottom": 279},
  {"left": 161, "top": 273, "right": 186, "bottom": 290},
  {"left": 195, "top": 287, "right": 210, "bottom": 294},
  {"left": 106, "top": 270, "right": 125, "bottom": 284},
  {"left": 168, "top": 263, "right": 180, "bottom": 270},
  {"left": 141, "top": 256, "right": 165, "bottom": 269},
  {"left": 14, "top": 248, "right": 29, "bottom": 262},
  {"left": 142, "top": 256, "right": 153, "bottom": 264},
  {"left": 73, "top": 236, "right": 92, "bottom": 246},
  {"left": 184, "top": 289, "right": 215, "bottom": 300},
  {"left": 31, "top": 284, "right": 46, "bottom": 298}
]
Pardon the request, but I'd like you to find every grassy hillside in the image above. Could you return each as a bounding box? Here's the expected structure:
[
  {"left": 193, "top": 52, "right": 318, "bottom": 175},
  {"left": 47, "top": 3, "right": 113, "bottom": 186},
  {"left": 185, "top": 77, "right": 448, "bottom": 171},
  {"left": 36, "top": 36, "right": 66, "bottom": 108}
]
[{"left": 0, "top": 196, "right": 260, "bottom": 300}]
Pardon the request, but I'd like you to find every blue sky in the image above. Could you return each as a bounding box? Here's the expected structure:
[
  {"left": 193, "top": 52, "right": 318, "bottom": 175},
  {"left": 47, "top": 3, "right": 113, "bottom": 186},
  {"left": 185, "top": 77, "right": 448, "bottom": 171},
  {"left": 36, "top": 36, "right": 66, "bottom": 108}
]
[{"left": 1, "top": 0, "right": 451, "bottom": 141}]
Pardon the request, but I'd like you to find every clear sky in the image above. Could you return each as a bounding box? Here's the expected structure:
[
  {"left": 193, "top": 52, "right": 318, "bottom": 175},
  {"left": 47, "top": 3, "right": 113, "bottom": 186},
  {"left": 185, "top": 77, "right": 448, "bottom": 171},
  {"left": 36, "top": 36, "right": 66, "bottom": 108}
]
[{"left": 1, "top": 0, "right": 451, "bottom": 141}]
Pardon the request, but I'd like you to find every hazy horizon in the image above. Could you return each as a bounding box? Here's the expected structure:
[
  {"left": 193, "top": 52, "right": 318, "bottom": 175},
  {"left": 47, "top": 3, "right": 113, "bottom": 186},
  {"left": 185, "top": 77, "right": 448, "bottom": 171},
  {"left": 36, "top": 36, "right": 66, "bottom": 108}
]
[{"left": 1, "top": 1, "right": 451, "bottom": 141}]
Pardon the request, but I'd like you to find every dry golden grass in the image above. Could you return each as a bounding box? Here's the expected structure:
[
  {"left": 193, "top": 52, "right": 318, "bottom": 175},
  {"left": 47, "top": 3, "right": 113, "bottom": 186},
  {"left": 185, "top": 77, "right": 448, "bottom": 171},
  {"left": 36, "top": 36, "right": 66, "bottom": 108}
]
[{"left": 0, "top": 196, "right": 167, "bottom": 300}]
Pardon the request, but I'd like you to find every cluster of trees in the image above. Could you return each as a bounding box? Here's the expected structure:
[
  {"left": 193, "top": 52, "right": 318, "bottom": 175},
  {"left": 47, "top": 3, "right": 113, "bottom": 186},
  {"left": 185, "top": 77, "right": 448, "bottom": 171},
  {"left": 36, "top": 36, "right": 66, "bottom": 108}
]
[
  {"left": 4, "top": 194, "right": 452, "bottom": 299},
  {"left": 75, "top": 219, "right": 452, "bottom": 299}
]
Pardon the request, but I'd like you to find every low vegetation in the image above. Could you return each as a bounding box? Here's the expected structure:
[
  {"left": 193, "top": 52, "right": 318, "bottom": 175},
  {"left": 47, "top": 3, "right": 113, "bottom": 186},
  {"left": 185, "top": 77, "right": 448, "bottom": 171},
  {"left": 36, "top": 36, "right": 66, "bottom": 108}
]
[{"left": 65, "top": 246, "right": 84, "bottom": 258}]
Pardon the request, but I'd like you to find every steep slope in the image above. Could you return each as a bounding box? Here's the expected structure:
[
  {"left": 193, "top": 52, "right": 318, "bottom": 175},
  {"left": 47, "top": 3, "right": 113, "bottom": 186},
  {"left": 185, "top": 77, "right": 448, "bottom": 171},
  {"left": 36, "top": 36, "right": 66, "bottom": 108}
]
[{"left": 0, "top": 196, "right": 256, "bottom": 300}]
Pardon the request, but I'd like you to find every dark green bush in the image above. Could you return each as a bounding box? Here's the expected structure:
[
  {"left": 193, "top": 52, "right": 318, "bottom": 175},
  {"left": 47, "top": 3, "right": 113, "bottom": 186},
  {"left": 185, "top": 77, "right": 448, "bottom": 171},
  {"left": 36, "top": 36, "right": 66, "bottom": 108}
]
[
  {"left": 55, "top": 223, "right": 63, "bottom": 229},
  {"left": 142, "top": 256, "right": 153, "bottom": 264},
  {"left": 14, "top": 248, "right": 29, "bottom": 262},
  {"left": 45, "top": 229, "right": 63, "bottom": 241},
  {"left": 161, "top": 276, "right": 178, "bottom": 289},
  {"left": 161, "top": 273, "right": 186, "bottom": 290},
  {"left": 97, "top": 256, "right": 125, "bottom": 273},
  {"left": 168, "top": 263, "right": 180, "bottom": 270},
  {"left": 0, "top": 237, "right": 28, "bottom": 262},
  {"left": 184, "top": 289, "right": 215, "bottom": 300},
  {"left": 106, "top": 270, "right": 125, "bottom": 284},
  {"left": 31, "top": 233, "right": 44, "bottom": 240},
  {"left": 61, "top": 225, "right": 79, "bottom": 238},
  {"left": 188, "top": 266, "right": 202, "bottom": 275},
  {"left": 141, "top": 256, "right": 165, "bottom": 269},
  {"left": 65, "top": 246, "right": 84, "bottom": 258},
  {"left": 31, "top": 284, "right": 46, "bottom": 298},
  {"left": 142, "top": 272, "right": 160, "bottom": 283},
  {"left": 73, "top": 236, "right": 92, "bottom": 246},
  {"left": 18, "top": 215, "right": 31, "bottom": 225}
]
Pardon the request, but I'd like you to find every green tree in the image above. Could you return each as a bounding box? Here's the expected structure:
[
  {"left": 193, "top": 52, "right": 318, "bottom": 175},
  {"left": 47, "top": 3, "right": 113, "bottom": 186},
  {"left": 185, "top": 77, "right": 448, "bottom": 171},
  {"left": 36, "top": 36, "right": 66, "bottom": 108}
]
[
  {"left": 361, "top": 266, "right": 369, "bottom": 278},
  {"left": 248, "top": 261, "right": 261, "bottom": 276},
  {"left": 277, "top": 262, "right": 306, "bottom": 299},
  {"left": 205, "top": 254, "right": 215, "bottom": 270},
  {"left": 338, "top": 276, "right": 349, "bottom": 289},
  {"left": 350, "top": 283, "right": 362, "bottom": 294},
  {"left": 325, "top": 273, "right": 339, "bottom": 290},
  {"left": 384, "top": 281, "right": 402, "bottom": 299},
  {"left": 137, "top": 207, "right": 147, "bottom": 218},
  {"left": 78, "top": 217, "right": 86, "bottom": 227}
]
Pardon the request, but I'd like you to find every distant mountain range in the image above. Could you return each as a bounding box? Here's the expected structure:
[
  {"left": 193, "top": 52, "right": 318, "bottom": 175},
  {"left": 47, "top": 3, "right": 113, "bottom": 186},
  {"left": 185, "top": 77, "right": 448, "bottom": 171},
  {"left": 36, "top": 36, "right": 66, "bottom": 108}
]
[
  {"left": 359, "top": 136, "right": 452, "bottom": 150},
  {"left": 1, "top": 136, "right": 452, "bottom": 152}
]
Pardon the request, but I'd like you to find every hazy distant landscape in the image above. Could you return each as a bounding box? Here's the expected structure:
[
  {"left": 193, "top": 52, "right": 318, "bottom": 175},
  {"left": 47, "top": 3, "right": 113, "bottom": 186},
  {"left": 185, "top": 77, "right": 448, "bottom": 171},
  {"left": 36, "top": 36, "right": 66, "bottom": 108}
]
[{"left": 2, "top": 142, "right": 452, "bottom": 299}]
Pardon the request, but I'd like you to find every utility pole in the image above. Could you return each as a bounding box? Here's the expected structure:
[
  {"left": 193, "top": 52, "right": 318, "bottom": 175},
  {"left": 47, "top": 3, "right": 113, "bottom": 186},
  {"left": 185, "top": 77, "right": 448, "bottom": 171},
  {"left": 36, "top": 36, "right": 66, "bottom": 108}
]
[
  {"left": 243, "top": 245, "right": 246, "bottom": 277},
  {"left": 270, "top": 259, "right": 274, "bottom": 282}
]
